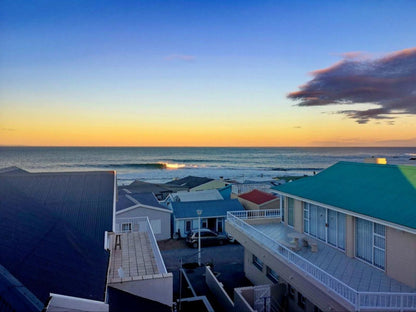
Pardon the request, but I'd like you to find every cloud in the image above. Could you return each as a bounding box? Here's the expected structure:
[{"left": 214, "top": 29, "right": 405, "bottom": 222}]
[
  {"left": 1, "top": 128, "right": 16, "bottom": 132},
  {"left": 288, "top": 48, "right": 416, "bottom": 124},
  {"left": 165, "top": 54, "right": 196, "bottom": 62}
]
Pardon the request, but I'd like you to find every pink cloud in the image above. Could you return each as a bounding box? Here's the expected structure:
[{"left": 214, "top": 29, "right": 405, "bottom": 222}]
[{"left": 288, "top": 48, "right": 416, "bottom": 124}]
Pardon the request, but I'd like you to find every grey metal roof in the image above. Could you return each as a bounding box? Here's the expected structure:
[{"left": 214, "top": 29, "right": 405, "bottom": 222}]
[
  {"left": 165, "top": 176, "right": 213, "bottom": 189},
  {"left": 0, "top": 169, "right": 115, "bottom": 306},
  {"left": 116, "top": 192, "right": 170, "bottom": 212}
]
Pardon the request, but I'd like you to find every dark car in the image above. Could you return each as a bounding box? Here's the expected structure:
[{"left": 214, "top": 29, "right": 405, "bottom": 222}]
[{"left": 186, "top": 228, "right": 229, "bottom": 248}]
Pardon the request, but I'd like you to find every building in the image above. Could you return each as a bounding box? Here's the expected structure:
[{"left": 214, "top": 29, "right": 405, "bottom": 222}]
[
  {"left": 238, "top": 189, "right": 280, "bottom": 210},
  {"left": 116, "top": 190, "right": 172, "bottom": 240},
  {"left": 0, "top": 169, "right": 116, "bottom": 311},
  {"left": 226, "top": 162, "right": 416, "bottom": 312},
  {"left": 120, "top": 180, "right": 186, "bottom": 200},
  {"left": 165, "top": 176, "right": 214, "bottom": 190},
  {"left": 172, "top": 199, "right": 244, "bottom": 237},
  {"left": 106, "top": 217, "right": 173, "bottom": 312},
  {"left": 166, "top": 188, "right": 225, "bottom": 204},
  {"left": 190, "top": 179, "right": 229, "bottom": 191}
]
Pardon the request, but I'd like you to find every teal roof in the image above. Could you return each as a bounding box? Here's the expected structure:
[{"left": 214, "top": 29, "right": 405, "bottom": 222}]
[{"left": 273, "top": 161, "right": 416, "bottom": 230}]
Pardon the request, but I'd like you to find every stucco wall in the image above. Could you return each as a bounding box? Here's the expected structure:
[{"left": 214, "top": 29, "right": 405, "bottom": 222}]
[
  {"left": 294, "top": 199, "right": 303, "bottom": 233},
  {"left": 109, "top": 274, "right": 173, "bottom": 307},
  {"left": 226, "top": 221, "right": 355, "bottom": 312},
  {"left": 237, "top": 198, "right": 259, "bottom": 210},
  {"left": 386, "top": 227, "right": 416, "bottom": 288},
  {"left": 259, "top": 199, "right": 280, "bottom": 210}
]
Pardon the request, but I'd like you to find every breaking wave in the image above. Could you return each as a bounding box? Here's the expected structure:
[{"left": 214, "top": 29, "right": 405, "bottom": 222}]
[{"left": 271, "top": 167, "right": 323, "bottom": 172}]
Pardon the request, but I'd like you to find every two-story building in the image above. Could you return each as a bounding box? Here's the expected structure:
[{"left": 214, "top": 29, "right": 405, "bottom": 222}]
[{"left": 227, "top": 161, "right": 416, "bottom": 312}]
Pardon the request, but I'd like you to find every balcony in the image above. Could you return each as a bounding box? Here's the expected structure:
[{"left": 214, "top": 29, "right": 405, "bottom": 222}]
[
  {"left": 226, "top": 210, "right": 416, "bottom": 311},
  {"left": 106, "top": 217, "right": 172, "bottom": 307}
]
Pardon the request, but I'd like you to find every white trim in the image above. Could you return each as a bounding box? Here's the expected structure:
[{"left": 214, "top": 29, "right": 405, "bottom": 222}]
[
  {"left": 122, "top": 188, "right": 132, "bottom": 194},
  {"left": 175, "top": 215, "right": 227, "bottom": 221},
  {"left": 112, "top": 171, "right": 117, "bottom": 232},
  {"left": 276, "top": 191, "right": 416, "bottom": 235},
  {"left": 116, "top": 203, "right": 172, "bottom": 215}
]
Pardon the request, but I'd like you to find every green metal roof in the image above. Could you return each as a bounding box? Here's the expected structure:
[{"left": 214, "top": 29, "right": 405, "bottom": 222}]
[{"left": 273, "top": 161, "right": 416, "bottom": 230}]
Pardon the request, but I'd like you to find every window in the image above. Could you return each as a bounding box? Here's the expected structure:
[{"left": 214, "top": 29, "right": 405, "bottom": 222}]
[
  {"left": 252, "top": 255, "right": 263, "bottom": 271},
  {"left": 356, "top": 218, "right": 385, "bottom": 270},
  {"left": 297, "top": 292, "right": 306, "bottom": 309},
  {"left": 202, "top": 219, "right": 207, "bottom": 228},
  {"left": 304, "top": 203, "right": 346, "bottom": 251},
  {"left": 185, "top": 220, "right": 192, "bottom": 232},
  {"left": 281, "top": 196, "right": 285, "bottom": 221},
  {"left": 121, "top": 223, "right": 132, "bottom": 232},
  {"left": 217, "top": 219, "right": 223, "bottom": 233},
  {"left": 288, "top": 198, "right": 294, "bottom": 227},
  {"left": 266, "top": 267, "right": 279, "bottom": 283},
  {"left": 288, "top": 285, "right": 295, "bottom": 299}
]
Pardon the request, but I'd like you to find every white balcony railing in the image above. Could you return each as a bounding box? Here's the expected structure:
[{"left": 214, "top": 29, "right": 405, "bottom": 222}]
[
  {"left": 115, "top": 217, "right": 167, "bottom": 274},
  {"left": 227, "top": 211, "right": 416, "bottom": 311}
]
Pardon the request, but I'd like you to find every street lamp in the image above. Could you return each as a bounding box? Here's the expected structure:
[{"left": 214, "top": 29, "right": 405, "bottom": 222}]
[{"left": 196, "top": 209, "right": 203, "bottom": 266}]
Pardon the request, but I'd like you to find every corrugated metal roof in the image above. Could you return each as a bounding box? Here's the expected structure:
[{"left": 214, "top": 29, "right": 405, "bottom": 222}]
[
  {"left": 166, "top": 176, "right": 213, "bottom": 188},
  {"left": 0, "top": 170, "right": 114, "bottom": 305},
  {"left": 172, "top": 199, "right": 244, "bottom": 219},
  {"left": 190, "top": 179, "right": 228, "bottom": 191},
  {"left": 116, "top": 192, "right": 170, "bottom": 212},
  {"left": 174, "top": 189, "right": 224, "bottom": 202},
  {"left": 238, "top": 189, "right": 278, "bottom": 205},
  {"left": 273, "top": 161, "right": 416, "bottom": 230}
]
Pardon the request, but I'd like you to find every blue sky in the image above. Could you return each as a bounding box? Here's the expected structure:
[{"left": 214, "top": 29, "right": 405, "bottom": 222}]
[{"left": 1, "top": 1, "right": 416, "bottom": 146}]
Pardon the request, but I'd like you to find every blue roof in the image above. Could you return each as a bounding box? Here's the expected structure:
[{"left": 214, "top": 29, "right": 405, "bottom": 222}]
[
  {"left": 0, "top": 170, "right": 114, "bottom": 305},
  {"left": 0, "top": 264, "right": 44, "bottom": 312},
  {"left": 117, "top": 192, "right": 170, "bottom": 212},
  {"left": 171, "top": 199, "right": 244, "bottom": 219}
]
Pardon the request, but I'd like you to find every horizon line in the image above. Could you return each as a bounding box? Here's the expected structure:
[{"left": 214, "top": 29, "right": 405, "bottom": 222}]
[{"left": 1, "top": 145, "right": 415, "bottom": 149}]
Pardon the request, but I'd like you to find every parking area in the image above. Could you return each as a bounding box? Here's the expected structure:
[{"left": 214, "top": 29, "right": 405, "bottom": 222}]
[{"left": 159, "top": 240, "right": 252, "bottom": 311}]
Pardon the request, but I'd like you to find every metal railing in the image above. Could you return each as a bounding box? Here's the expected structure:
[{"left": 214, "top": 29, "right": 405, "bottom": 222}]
[
  {"left": 226, "top": 211, "right": 416, "bottom": 311},
  {"left": 116, "top": 217, "right": 167, "bottom": 274},
  {"left": 229, "top": 209, "right": 280, "bottom": 220}
]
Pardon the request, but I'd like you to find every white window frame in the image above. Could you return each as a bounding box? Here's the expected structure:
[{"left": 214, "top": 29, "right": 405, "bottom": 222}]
[
  {"left": 287, "top": 198, "right": 294, "bottom": 227},
  {"left": 121, "top": 222, "right": 132, "bottom": 232},
  {"left": 252, "top": 255, "right": 264, "bottom": 271},
  {"left": 304, "top": 203, "right": 346, "bottom": 251},
  {"left": 355, "top": 218, "right": 386, "bottom": 271},
  {"left": 266, "top": 266, "right": 279, "bottom": 283}
]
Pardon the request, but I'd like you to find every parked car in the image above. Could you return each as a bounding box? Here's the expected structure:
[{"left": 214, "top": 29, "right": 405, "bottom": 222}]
[{"left": 186, "top": 228, "right": 230, "bottom": 248}]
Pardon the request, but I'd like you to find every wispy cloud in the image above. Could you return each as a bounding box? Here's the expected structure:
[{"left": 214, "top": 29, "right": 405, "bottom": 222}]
[
  {"left": 165, "top": 54, "right": 196, "bottom": 62},
  {"left": 1, "top": 128, "right": 16, "bottom": 132},
  {"left": 288, "top": 48, "right": 416, "bottom": 124}
]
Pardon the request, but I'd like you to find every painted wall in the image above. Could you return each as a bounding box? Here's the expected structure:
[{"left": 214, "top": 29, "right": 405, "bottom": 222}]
[
  {"left": 293, "top": 199, "right": 303, "bottom": 233},
  {"left": 116, "top": 207, "right": 171, "bottom": 240},
  {"left": 226, "top": 220, "right": 355, "bottom": 311},
  {"left": 386, "top": 227, "right": 416, "bottom": 288},
  {"left": 109, "top": 274, "right": 173, "bottom": 307},
  {"left": 238, "top": 198, "right": 279, "bottom": 211}
]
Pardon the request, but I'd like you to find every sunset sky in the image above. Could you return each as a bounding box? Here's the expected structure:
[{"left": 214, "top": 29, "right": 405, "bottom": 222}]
[{"left": 1, "top": 1, "right": 415, "bottom": 147}]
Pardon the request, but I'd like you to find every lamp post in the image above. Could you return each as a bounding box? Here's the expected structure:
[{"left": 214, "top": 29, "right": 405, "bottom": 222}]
[{"left": 196, "top": 209, "right": 203, "bottom": 266}]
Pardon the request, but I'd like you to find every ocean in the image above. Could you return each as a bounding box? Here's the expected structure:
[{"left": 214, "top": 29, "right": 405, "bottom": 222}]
[{"left": 1, "top": 146, "right": 415, "bottom": 185}]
